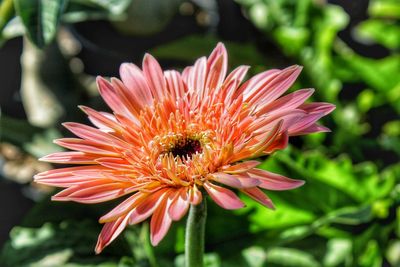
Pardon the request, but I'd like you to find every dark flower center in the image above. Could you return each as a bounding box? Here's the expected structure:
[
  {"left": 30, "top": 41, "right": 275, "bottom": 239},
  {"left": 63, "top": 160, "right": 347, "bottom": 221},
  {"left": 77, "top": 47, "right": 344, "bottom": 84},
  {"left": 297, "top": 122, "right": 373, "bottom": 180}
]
[{"left": 170, "top": 138, "right": 202, "bottom": 159}]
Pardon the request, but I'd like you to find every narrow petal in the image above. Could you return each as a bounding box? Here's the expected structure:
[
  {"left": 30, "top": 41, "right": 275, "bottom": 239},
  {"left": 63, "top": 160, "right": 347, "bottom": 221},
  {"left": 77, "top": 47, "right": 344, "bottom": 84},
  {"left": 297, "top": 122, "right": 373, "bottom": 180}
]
[
  {"left": 248, "top": 169, "right": 305, "bottom": 190},
  {"left": 203, "top": 182, "right": 245, "bottom": 210},
  {"left": 95, "top": 214, "right": 130, "bottom": 254},
  {"left": 164, "top": 70, "right": 187, "bottom": 100},
  {"left": 128, "top": 188, "right": 169, "bottom": 225},
  {"left": 62, "top": 122, "right": 127, "bottom": 149},
  {"left": 39, "top": 151, "right": 98, "bottom": 164},
  {"left": 120, "top": 63, "right": 153, "bottom": 106},
  {"left": 206, "top": 43, "right": 228, "bottom": 91},
  {"left": 34, "top": 166, "right": 108, "bottom": 187},
  {"left": 54, "top": 138, "right": 119, "bottom": 156},
  {"left": 79, "top": 105, "right": 122, "bottom": 133},
  {"left": 188, "top": 185, "right": 203, "bottom": 205},
  {"left": 150, "top": 191, "right": 174, "bottom": 246},
  {"left": 96, "top": 76, "right": 139, "bottom": 122},
  {"left": 256, "top": 88, "right": 314, "bottom": 115},
  {"left": 241, "top": 187, "right": 275, "bottom": 209},
  {"left": 100, "top": 193, "right": 146, "bottom": 223},
  {"left": 168, "top": 188, "right": 190, "bottom": 221},
  {"left": 143, "top": 53, "right": 166, "bottom": 100},
  {"left": 211, "top": 173, "right": 242, "bottom": 188},
  {"left": 222, "top": 160, "right": 261, "bottom": 174},
  {"left": 300, "top": 102, "right": 336, "bottom": 115},
  {"left": 52, "top": 179, "right": 134, "bottom": 203}
]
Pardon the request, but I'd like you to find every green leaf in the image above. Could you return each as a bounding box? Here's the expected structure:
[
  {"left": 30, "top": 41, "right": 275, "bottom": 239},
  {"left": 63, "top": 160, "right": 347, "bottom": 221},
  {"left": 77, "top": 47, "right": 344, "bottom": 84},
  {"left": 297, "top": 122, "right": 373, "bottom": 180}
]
[
  {"left": 369, "top": 0, "right": 400, "bottom": 19},
  {"left": 69, "top": 0, "right": 130, "bottom": 15},
  {"left": 264, "top": 247, "right": 321, "bottom": 267},
  {"left": 323, "top": 238, "right": 352, "bottom": 267},
  {"left": 356, "top": 19, "right": 400, "bottom": 50},
  {"left": 13, "top": 0, "right": 66, "bottom": 48}
]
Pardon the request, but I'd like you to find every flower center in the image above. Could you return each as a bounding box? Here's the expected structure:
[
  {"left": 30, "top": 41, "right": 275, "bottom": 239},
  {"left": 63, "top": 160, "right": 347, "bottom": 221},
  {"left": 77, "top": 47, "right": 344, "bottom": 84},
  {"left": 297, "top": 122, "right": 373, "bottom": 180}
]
[{"left": 169, "top": 138, "right": 202, "bottom": 159}]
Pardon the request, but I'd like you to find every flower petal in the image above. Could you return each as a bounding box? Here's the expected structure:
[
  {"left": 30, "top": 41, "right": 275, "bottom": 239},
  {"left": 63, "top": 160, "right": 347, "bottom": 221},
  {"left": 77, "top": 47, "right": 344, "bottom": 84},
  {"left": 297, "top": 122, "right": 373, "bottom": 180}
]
[
  {"left": 120, "top": 63, "right": 153, "bottom": 107},
  {"left": 204, "top": 182, "right": 245, "bottom": 210},
  {"left": 143, "top": 53, "right": 166, "bottom": 100},
  {"left": 150, "top": 190, "right": 174, "bottom": 246},
  {"left": 95, "top": 214, "right": 130, "bottom": 254},
  {"left": 222, "top": 160, "right": 261, "bottom": 174},
  {"left": 248, "top": 169, "right": 305, "bottom": 190},
  {"left": 168, "top": 188, "right": 190, "bottom": 221},
  {"left": 52, "top": 179, "right": 134, "bottom": 203},
  {"left": 39, "top": 151, "right": 98, "bottom": 164},
  {"left": 241, "top": 187, "right": 275, "bottom": 209}
]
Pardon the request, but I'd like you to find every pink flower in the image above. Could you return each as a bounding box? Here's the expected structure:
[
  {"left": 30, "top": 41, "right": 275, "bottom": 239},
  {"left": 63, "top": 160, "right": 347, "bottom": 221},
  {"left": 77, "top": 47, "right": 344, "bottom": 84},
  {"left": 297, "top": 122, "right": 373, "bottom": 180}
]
[{"left": 35, "top": 43, "right": 335, "bottom": 253}]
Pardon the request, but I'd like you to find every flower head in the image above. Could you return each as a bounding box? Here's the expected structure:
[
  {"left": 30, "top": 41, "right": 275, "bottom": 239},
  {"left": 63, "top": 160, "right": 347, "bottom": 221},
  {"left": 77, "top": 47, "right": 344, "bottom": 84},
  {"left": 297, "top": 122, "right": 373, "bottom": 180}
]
[{"left": 35, "top": 43, "right": 335, "bottom": 253}]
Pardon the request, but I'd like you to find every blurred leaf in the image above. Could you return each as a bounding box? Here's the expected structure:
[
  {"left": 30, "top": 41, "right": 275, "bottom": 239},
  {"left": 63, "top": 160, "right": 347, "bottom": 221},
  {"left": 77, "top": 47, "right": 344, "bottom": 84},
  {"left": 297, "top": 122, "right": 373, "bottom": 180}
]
[
  {"left": 358, "top": 240, "right": 382, "bottom": 267},
  {"left": 0, "top": 115, "right": 42, "bottom": 146},
  {"left": 112, "top": 0, "right": 183, "bottom": 36},
  {"left": 70, "top": 0, "right": 131, "bottom": 15},
  {"left": 0, "top": 0, "right": 15, "bottom": 42},
  {"left": 14, "top": 0, "right": 67, "bottom": 48},
  {"left": 264, "top": 247, "right": 321, "bottom": 267},
  {"left": 356, "top": 19, "right": 400, "bottom": 49},
  {"left": 0, "top": 221, "right": 122, "bottom": 267},
  {"left": 323, "top": 238, "right": 352, "bottom": 267},
  {"left": 386, "top": 240, "right": 400, "bottom": 267},
  {"left": 175, "top": 253, "right": 221, "bottom": 267},
  {"left": 242, "top": 247, "right": 267, "bottom": 267},
  {"left": 369, "top": 0, "right": 400, "bottom": 19},
  {"left": 24, "top": 128, "right": 63, "bottom": 158}
]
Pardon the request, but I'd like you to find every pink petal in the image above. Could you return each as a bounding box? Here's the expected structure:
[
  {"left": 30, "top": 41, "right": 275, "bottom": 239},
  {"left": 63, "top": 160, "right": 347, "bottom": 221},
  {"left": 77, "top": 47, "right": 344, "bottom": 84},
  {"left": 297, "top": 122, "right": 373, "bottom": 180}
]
[
  {"left": 241, "top": 187, "right": 275, "bottom": 209},
  {"left": 168, "top": 188, "right": 190, "bottom": 221},
  {"left": 52, "top": 179, "right": 133, "bottom": 203},
  {"left": 96, "top": 76, "right": 139, "bottom": 122},
  {"left": 203, "top": 182, "right": 245, "bottom": 210},
  {"left": 128, "top": 188, "right": 169, "bottom": 225},
  {"left": 248, "top": 169, "right": 305, "bottom": 190},
  {"left": 95, "top": 214, "right": 130, "bottom": 254},
  {"left": 187, "top": 57, "right": 207, "bottom": 97},
  {"left": 79, "top": 106, "right": 122, "bottom": 133},
  {"left": 188, "top": 185, "right": 203, "bottom": 205},
  {"left": 143, "top": 53, "right": 166, "bottom": 100},
  {"left": 224, "top": 65, "right": 249, "bottom": 87},
  {"left": 120, "top": 63, "right": 153, "bottom": 106},
  {"left": 212, "top": 173, "right": 243, "bottom": 188},
  {"left": 222, "top": 160, "right": 261, "bottom": 174},
  {"left": 62, "top": 122, "right": 127, "bottom": 149},
  {"left": 287, "top": 113, "right": 325, "bottom": 134},
  {"left": 206, "top": 43, "right": 228, "bottom": 91},
  {"left": 294, "top": 124, "right": 331, "bottom": 135},
  {"left": 256, "top": 88, "right": 314, "bottom": 115},
  {"left": 263, "top": 132, "right": 288, "bottom": 154},
  {"left": 242, "top": 65, "right": 302, "bottom": 105},
  {"left": 95, "top": 157, "right": 133, "bottom": 171},
  {"left": 34, "top": 166, "right": 108, "bottom": 187},
  {"left": 54, "top": 138, "right": 119, "bottom": 156},
  {"left": 300, "top": 102, "right": 336, "bottom": 115},
  {"left": 39, "top": 151, "right": 98, "bottom": 164},
  {"left": 100, "top": 193, "right": 146, "bottom": 223},
  {"left": 164, "top": 70, "right": 187, "bottom": 100},
  {"left": 150, "top": 191, "right": 174, "bottom": 246}
]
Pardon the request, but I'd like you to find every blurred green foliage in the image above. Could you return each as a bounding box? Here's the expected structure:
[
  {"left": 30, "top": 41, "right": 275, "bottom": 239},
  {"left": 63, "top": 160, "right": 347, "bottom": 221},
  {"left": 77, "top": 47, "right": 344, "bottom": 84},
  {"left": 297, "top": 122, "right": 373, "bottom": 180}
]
[{"left": 0, "top": 0, "right": 399, "bottom": 266}]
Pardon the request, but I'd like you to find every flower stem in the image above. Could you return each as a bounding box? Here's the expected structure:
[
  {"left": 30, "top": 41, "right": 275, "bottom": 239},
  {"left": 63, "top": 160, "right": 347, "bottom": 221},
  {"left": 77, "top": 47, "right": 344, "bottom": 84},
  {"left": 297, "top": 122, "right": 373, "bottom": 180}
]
[{"left": 185, "top": 200, "right": 207, "bottom": 267}]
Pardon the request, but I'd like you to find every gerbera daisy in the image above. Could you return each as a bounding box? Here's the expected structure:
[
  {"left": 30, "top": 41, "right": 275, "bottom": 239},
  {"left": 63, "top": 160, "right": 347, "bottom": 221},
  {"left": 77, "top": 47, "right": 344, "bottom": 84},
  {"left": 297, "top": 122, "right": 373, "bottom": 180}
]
[{"left": 35, "top": 43, "right": 334, "bottom": 254}]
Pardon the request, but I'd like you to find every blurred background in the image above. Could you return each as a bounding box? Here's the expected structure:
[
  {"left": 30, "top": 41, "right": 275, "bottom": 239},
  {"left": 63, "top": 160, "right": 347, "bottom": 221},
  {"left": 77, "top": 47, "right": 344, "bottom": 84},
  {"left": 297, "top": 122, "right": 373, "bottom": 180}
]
[{"left": 0, "top": 0, "right": 399, "bottom": 266}]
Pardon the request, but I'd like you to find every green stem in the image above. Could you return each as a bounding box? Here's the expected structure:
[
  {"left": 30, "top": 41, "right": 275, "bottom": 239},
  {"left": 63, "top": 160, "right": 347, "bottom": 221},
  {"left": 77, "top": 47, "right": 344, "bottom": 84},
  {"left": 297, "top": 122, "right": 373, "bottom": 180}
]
[{"left": 185, "top": 200, "right": 207, "bottom": 267}]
